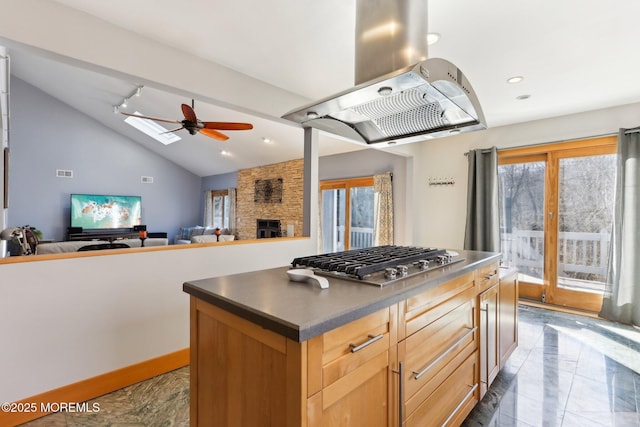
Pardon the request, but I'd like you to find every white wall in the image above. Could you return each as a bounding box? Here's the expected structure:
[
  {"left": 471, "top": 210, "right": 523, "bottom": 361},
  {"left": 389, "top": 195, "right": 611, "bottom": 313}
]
[
  {"left": 0, "top": 239, "right": 316, "bottom": 403},
  {"left": 411, "top": 102, "right": 640, "bottom": 249}
]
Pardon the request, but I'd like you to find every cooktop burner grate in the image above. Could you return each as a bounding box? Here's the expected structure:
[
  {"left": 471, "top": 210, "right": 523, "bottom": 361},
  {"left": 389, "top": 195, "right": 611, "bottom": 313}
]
[{"left": 291, "top": 245, "right": 464, "bottom": 286}]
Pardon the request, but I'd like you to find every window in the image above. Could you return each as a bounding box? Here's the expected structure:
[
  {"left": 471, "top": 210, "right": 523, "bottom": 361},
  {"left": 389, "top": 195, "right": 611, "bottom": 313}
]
[
  {"left": 211, "top": 190, "right": 229, "bottom": 230},
  {"left": 498, "top": 137, "right": 617, "bottom": 312},
  {"left": 320, "top": 177, "right": 374, "bottom": 252}
]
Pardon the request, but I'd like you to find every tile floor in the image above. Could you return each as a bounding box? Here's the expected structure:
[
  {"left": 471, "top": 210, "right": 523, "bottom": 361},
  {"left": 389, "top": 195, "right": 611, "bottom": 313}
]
[
  {"left": 20, "top": 305, "right": 640, "bottom": 426},
  {"left": 464, "top": 304, "right": 640, "bottom": 427}
]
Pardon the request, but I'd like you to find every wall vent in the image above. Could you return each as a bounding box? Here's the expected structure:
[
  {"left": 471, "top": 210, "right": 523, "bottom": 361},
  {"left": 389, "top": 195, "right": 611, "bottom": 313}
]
[
  {"left": 56, "top": 169, "right": 73, "bottom": 178},
  {"left": 141, "top": 176, "right": 154, "bottom": 184}
]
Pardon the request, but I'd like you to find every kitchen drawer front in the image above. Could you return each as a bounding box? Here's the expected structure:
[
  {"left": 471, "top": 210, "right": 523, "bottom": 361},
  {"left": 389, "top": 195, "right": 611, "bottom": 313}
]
[
  {"left": 322, "top": 307, "right": 391, "bottom": 387},
  {"left": 476, "top": 261, "right": 499, "bottom": 293},
  {"left": 402, "top": 297, "right": 476, "bottom": 401},
  {"left": 404, "top": 272, "right": 475, "bottom": 337},
  {"left": 405, "top": 284, "right": 477, "bottom": 339},
  {"left": 404, "top": 351, "right": 478, "bottom": 427}
]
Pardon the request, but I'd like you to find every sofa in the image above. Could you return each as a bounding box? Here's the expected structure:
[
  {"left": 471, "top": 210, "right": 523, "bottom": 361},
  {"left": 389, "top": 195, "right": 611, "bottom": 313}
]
[
  {"left": 190, "top": 234, "right": 235, "bottom": 243},
  {"left": 174, "top": 226, "right": 234, "bottom": 244},
  {"left": 36, "top": 238, "right": 169, "bottom": 254}
]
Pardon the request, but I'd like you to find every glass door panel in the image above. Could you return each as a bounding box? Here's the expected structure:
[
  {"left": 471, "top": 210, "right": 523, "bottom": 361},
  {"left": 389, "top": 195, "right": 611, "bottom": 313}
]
[
  {"left": 498, "top": 161, "right": 546, "bottom": 287},
  {"left": 349, "top": 186, "right": 374, "bottom": 249},
  {"left": 321, "top": 188, "right": 345, "bottom": 252},
  {"left": 556, "top": 154, "right": 616, "bottom": 294}
]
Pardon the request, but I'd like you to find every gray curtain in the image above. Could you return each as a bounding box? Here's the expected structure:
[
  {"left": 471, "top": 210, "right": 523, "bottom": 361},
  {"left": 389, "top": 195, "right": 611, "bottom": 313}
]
[
  {"left": 600, "top": 128, "right": 640, "bottom": 326},
  {"left": 464, "top": 147, "right": 500, "bottom": 252}
]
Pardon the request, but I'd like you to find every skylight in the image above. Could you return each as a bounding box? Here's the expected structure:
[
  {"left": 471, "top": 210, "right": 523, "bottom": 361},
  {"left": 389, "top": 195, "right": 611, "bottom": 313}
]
[{"left": 124, "top": 112, "right": 181, "bottom": 145}]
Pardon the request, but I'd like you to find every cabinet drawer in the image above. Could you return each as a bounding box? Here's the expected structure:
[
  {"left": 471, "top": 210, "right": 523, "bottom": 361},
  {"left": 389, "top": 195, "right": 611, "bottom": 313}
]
[
  {"left": 404, "top": 351, "right": 478, "bottom": 427},
  {"left": 403, "top": 272, "right": 475, "bottom": 338},
  {"left": 401, "top": 298, "right": 476, "bottom": 401},
  {"left": 476, "top": 261, "right": 499, "bottom": 293},
  {"left": 322, "top": 308, "right": 391, "bottom": 387}
]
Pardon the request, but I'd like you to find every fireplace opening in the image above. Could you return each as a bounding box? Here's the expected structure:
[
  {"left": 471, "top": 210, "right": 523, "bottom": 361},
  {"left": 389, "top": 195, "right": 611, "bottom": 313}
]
[{"left": 257, "top": 219, "right": 281, "bottom": 239}]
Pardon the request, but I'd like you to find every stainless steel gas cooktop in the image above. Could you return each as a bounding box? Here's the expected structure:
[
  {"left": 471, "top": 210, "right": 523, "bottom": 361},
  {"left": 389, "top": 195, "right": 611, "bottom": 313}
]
[{"left": 291, "top": 245, "right": 465, "bottom": 287}]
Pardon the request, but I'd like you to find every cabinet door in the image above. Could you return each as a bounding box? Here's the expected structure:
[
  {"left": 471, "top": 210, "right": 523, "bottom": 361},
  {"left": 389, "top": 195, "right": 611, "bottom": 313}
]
[
  {"left": 308, "top": 349, "right": 395, "bottom": 427},
  {"left": 307, "top": 306, "right": 397, "bottom": 427},
  {"left": 479, "top": 284, "right": 499, "bottom": 398},
  {"left": 499, "top": 268, "right": 519, "bottom": 368}
]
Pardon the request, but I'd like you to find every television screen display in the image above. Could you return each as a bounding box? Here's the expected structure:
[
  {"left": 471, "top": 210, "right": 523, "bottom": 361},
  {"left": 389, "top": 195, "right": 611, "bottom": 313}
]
[{"left": 71, "top": 194, "right": 142, "bottom": 230}]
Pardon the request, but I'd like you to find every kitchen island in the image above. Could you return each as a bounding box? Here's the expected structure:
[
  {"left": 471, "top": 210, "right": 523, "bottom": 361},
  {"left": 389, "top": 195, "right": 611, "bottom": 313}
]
[{"left": 183, "top": 249, "right": 514, "bottom": 426}]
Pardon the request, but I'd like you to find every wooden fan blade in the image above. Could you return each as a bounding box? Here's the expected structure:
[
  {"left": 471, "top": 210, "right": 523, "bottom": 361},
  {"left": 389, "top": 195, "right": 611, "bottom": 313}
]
[
  {"left": 203, "top": 122, "right": 253, "bottom": 131},
  {"left": 200, "top": 128, "right": 229, "bottom": 141},
  {"left": 181, "top": 104, "right": 197, "bottom": 122},
  {"left": 121, "top": 112, "right": 181, "bottom": 125}
]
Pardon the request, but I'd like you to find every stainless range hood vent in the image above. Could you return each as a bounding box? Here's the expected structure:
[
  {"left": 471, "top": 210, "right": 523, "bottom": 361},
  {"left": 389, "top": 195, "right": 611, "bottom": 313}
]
[{"left": 282, "top": 0, "right": 486, "bottom": 145}]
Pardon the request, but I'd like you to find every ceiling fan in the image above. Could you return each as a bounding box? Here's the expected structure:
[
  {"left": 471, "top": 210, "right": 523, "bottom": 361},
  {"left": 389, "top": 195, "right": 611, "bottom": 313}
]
[{"left": 121, "top": 100, "right": 253, "bottom": 141}]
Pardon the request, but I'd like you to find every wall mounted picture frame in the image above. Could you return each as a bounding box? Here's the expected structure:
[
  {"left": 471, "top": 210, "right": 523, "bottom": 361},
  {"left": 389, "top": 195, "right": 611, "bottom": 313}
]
[{"left": 254, "top": 178, "right": 283, "bottom": 203}]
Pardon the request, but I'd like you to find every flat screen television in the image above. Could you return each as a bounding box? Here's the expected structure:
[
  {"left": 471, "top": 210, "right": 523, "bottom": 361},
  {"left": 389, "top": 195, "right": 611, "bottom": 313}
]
[{"left": 70, "top": 194, "right": 142, "bottom": 230}]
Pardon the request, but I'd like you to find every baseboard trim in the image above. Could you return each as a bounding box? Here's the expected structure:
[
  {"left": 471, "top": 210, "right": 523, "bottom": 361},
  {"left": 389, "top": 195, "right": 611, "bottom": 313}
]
[{"left": 1, "top": 348, "right": 189, "bottom": 426}]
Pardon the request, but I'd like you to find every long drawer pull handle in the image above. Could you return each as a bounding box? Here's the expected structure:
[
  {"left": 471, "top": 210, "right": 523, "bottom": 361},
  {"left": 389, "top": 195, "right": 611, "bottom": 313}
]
[
  {"left": 349, "top": 333, "right": 384, "bottom": 353},
  {"left": 442, "top": 383, "right": 478, "bottom": 427},
  {"left": 412, "top": 327, "right": 477, "bottom": 380},
  {"left": 398, "top": 361, "right": 404, "bottom": 425}
]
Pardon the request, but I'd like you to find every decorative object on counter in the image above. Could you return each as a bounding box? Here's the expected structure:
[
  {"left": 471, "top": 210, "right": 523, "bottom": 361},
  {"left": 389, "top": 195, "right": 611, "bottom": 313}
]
[
  {"left": 135, "top": 224, "right": 148, "bottom": 246},
  {"left": 139, "top": 230, "right": 147, "bottom": 246},
  {"left": 428, "top": 177, "right": 455, "bottom": 186},
  {"left": 1, "top": 225, "right": 41, "bottom": 255},
  {"left": 214, "top": 227, "right": 221, "bottom": 241}
]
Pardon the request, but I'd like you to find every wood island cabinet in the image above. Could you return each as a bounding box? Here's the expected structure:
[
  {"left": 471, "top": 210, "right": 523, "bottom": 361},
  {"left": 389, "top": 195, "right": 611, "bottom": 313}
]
[
  {"left": 188, "top": 260, "right": 517, "bottom": 427},
  {"left": 397, "top": 271, "right": 479, "bottom": 426},
  {"left": 478, "top": 264, "right": 519, "bottom": 398},
  {"left": 498, "top": 267, "right": 519, "bottom": 369}
]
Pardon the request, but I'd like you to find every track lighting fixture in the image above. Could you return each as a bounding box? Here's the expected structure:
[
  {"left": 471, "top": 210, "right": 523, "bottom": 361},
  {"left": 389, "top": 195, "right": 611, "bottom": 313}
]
[{"left": 113, "top": 85, "right": 144, "bottom": 114}]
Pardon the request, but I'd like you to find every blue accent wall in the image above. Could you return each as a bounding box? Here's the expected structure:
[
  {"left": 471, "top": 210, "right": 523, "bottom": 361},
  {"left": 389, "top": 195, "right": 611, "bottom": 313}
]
[
  {"left": 198, "top": 171, "right": 237, "bottom": 225},
  {"left": 8, "top": 77, "right": 202, "bottom": 241}
]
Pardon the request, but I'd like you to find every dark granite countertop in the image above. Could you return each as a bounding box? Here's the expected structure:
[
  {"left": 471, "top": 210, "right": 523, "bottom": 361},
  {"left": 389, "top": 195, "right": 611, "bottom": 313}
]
[{"left": 183, "top": 249, "right": 501, "bottom": 342}]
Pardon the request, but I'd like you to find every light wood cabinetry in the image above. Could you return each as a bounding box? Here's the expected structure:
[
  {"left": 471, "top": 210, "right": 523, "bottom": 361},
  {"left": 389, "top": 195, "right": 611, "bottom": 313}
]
[
  {"left": 189, "top": 263, "right": 516, "bottom": 427},
  {"left": 307, "top": 306, "right": 397, "bottom": 427},
  {"left": 478, "top": 264, "right": 519, "bottom": 398},
  {"left": 499, "top": 267, "right": 519, "bottom": 368},
  {"left": 479, "top": 283, "right": 499, "bottom": 397},
  {"left": 398, "top": 271, "right": 479, "bottom": 426}
]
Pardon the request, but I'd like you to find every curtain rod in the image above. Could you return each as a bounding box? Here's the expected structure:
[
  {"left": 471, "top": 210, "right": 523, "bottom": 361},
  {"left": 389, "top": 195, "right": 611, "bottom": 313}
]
[
  {"left": 463, "top": 149, "right": 493, "bottom": 156},
  {"left": 624, "top": 127, "right": 640, "bottom": 134}
]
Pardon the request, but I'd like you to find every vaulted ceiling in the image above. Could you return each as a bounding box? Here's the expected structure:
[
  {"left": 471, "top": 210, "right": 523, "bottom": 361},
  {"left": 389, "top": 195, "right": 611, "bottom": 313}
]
[{"left": 4, "top": 0, "right": 640, "bottom": 176}]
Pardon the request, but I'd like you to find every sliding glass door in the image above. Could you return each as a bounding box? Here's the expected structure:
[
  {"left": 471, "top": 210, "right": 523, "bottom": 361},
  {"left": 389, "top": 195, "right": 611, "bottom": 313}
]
[
  {"left": 498, "top": 137, "right": 617, "bottom": 312},
  {"left": 320, "top": 177, "right": 374, "bottom": 252}
]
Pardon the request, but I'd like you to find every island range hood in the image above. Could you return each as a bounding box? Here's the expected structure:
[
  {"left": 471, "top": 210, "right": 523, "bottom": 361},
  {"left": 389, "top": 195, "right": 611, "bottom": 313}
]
[{"left": 282, "top": 0, "right": 486, "bottom": 146}]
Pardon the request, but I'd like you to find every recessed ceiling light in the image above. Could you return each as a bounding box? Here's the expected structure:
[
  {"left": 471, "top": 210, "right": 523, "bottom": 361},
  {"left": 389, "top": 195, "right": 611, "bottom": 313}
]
[
  {"left": 427, "top": 33, "right": 440, "bottom": 45},
  {"left": 262, "top": 137, "right": 272, "bottom": 144},
  {"left": 221, "top": 150, "right": 231, "bottom": 157},
  {"left": 516, "top": 94, "right": 531, "bottom": 100},
  {"left": 507, "top": 76, "right": 524, "bottom": 84}
]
